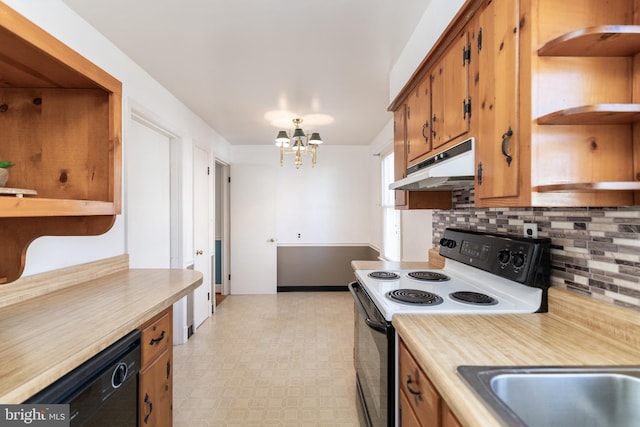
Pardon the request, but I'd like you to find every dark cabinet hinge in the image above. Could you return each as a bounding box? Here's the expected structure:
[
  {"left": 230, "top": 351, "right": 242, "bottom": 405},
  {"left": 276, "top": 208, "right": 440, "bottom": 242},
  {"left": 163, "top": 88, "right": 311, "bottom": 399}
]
[
  {"left": 463, "top": 44, "right": 471, "bottom": 65},
  {"left": 463, "top": 98, "right": 472, "bottom": 118},
  {"left": 478, "top": 28, "right": 483, "bottom": 52},
  {"left": 207, "top": 166, "right": 210, "bottom": 175}
]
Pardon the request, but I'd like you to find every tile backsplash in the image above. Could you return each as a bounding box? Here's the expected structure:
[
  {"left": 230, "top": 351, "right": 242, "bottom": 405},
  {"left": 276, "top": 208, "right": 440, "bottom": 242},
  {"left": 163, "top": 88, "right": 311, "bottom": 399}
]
[{"left": 432, "top": 189, "right": 640, "bottom": 311}]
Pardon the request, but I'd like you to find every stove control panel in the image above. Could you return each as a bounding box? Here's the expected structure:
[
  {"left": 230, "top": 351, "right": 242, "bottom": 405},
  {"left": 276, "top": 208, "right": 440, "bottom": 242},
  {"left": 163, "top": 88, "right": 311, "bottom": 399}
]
[{"left": 439, "top": 228, "right": 551, "bottom": 287}]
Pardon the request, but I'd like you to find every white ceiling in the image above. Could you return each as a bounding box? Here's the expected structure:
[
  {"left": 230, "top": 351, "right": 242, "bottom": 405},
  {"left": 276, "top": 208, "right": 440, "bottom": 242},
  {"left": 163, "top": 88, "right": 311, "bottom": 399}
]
[{"left": 61, "top": 0, "right": 431, "bottom": 146}]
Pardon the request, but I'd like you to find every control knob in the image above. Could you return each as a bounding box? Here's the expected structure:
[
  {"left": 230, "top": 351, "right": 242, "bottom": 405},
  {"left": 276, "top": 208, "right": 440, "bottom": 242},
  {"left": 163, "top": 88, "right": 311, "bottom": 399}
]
[
  {"left": 497, "top": 249, "right": 511, "bottom": 265},
  {"left": 111, "top": 362, "right": 128, "bottom": 388},
  {"left": 439, "top": 238, "right": 457, "bottom": 249},
  {"left": 512, "top": 252, "right": 526, "bottom": 269}
]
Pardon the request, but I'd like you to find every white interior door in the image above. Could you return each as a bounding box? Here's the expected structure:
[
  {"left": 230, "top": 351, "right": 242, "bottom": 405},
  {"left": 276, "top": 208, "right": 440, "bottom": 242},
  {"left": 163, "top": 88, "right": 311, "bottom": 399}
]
[
  {"left": 230, "top": 164, "right": 277, "bottom": 294},
  {"left": 193, "top": 145, "right": 211, "bottom": 328},
  {"left": 127, "top": 118, "right": 171, "bottom": 268}
]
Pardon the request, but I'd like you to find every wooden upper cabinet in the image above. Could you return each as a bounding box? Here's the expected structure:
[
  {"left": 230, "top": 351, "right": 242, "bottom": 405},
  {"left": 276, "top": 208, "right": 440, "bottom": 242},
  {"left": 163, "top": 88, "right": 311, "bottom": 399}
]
[
  {"left": 475, "top": 0, "right": 520, "bottom": 203},
  {"left": 0, "top": 3, "right": 122, "bottom": 283},
  {"left": 391, "top": 0, "right": 640, "bottom": 208},
  {"left": 406, "top": 77, "right": 432, "bottom": 166},
  {"left": 393, "top": 106, "right": 408, "bottom": 208},
  {"left": 430, "top": 30, "right": 471, "bottom": 150},
  {"left": 393, "top": 104, "right": 452, "bottom": 210}
]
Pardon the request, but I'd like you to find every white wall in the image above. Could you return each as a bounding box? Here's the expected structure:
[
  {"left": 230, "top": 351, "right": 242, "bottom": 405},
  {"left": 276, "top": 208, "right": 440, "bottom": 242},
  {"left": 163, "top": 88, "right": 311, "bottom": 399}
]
[
  {"left": 232, "top": 145, "right": 372, "bottom": 246},
  {"left": 366, "top": 0, "right": 465, "bottom": 262},
  {"left": 3, "top": 0, "right": 233, "bottom": 276},
  {"left": 389, "top": 0, "right": 467, "bottom": 101}
]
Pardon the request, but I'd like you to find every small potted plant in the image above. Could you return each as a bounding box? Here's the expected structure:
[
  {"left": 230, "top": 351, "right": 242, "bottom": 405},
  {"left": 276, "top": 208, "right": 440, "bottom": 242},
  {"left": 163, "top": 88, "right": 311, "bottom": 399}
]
[{"left": 0, "top": 160, "right": 14, "bottom": 187}]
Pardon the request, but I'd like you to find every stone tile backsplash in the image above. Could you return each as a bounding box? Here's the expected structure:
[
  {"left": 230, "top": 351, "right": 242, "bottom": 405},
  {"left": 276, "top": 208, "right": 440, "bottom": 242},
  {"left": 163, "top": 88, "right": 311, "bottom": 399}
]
[{"left": 432, "top": 189, "right": 640, "bottom": 311}]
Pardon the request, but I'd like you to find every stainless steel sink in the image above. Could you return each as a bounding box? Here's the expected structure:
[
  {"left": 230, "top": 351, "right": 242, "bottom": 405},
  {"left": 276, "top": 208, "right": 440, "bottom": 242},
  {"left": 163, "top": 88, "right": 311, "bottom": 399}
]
[{"left": 457, "top": 366, "right": 640, "bottom": 427}]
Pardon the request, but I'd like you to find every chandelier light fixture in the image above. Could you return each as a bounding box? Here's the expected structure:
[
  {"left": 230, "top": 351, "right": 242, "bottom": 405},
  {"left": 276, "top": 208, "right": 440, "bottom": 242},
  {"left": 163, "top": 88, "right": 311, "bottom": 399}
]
[{"left": 275, "top": 118, "right": 323, "bottom": 168}]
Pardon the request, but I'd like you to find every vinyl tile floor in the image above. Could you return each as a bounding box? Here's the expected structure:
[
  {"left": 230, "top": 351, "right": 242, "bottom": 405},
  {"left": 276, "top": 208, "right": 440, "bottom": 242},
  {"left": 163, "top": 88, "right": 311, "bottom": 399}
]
[{"left": 173, "top": 292, "right": 359, "bottom": 427}]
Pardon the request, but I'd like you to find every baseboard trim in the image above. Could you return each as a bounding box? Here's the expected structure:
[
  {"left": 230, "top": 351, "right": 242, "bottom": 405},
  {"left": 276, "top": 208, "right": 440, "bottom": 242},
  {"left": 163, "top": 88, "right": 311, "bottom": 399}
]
[{"left": 277, "top": 285, "right": 349, "bottom": 292}]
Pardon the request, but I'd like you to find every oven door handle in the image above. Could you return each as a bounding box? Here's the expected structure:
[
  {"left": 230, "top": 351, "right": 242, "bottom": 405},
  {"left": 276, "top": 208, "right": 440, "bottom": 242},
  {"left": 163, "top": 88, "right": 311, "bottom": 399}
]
[{"left": 348, "top": 281, "right": 389, "bottom": 334}]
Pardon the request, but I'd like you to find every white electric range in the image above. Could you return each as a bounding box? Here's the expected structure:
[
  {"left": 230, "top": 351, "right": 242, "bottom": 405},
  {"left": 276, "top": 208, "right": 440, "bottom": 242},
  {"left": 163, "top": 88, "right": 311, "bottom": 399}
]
[
  {"left": 354, "top": 262, "right": 544, "bottom": 321},
  {"left": 349, "top": 228, "right": 552, "bottom": 427},
  {"left": 354, "top": 228, "right": 552, "bottom": 320}
]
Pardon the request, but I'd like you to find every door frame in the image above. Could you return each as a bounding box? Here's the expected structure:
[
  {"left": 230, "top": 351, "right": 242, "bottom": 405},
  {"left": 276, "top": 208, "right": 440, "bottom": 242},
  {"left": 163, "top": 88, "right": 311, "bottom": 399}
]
[{"left": 126, "top": 98, "right": 186, "bottom": 342}]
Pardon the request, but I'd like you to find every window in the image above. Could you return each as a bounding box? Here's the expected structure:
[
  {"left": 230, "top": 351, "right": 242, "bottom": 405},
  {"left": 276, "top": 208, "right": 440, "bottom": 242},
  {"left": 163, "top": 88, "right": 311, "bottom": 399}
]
[{"left": 381, "top": 151, "right": 401, "bottom": 261}]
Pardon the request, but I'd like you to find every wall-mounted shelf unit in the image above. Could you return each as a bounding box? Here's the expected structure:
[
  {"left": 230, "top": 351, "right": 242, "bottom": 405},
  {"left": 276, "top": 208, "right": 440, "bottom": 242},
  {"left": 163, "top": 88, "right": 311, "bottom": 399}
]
[{"left": 0, "top": 3, "right": 122, "bottom": 284}]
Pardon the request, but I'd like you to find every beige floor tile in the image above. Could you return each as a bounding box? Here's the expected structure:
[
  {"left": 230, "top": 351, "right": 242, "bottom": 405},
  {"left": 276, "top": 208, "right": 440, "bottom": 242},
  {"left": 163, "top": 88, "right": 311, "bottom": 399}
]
[{"left": 173, "top": 292, "right": 359, "bottom": 426}]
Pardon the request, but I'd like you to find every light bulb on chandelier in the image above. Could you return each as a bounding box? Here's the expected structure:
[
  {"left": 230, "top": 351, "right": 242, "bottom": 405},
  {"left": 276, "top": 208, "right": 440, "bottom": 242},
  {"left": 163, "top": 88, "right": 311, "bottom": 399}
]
[{"left": 275, "top": 118, "right": 323, "bottom": 168}]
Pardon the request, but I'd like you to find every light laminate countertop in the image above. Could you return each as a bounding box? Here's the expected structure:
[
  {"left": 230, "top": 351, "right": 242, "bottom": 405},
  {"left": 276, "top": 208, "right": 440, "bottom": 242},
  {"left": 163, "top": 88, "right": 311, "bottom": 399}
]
[
  {"left": 394, "top": 287, "right": 640, "bottom": 427},
  {"left": 0, "top": 266, "right": 202, "bottom": 403}
]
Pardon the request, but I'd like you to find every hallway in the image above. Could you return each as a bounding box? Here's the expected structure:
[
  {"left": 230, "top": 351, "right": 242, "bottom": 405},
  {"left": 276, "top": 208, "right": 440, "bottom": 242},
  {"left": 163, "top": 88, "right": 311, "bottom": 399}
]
[{"left": 173, "top": 292, "right": 359, "bottom": 426}]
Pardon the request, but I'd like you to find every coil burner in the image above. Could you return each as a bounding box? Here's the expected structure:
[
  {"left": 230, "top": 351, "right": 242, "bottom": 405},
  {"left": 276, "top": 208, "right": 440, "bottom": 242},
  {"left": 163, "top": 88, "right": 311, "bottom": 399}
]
[
  {"left": 407, "top": 271, "right": 450, "bottom": 282},
  {"left": 368, "top": 271, "right": 400, "bottom": 280},
  {"left": 449, "top": 291, "right": 498, "bottom": 306},
  {"left": 386, "top": 289, "right": 443, "bottom": 306}
]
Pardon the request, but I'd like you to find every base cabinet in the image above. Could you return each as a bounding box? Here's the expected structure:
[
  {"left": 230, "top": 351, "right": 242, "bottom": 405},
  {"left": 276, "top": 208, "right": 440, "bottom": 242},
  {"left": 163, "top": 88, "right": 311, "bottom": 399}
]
[
  {"left": 139, "top": 307, "right": 173, "bottom": 427},
  {"left": 399, "top": 339, "right": 462, "bottom": 427}
]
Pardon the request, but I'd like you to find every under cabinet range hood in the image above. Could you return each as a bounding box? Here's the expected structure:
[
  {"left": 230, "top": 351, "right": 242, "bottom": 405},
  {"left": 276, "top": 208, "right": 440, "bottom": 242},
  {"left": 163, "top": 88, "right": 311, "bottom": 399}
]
[{"left": 389, "top": 138, "right": 475, "bottom": 191}]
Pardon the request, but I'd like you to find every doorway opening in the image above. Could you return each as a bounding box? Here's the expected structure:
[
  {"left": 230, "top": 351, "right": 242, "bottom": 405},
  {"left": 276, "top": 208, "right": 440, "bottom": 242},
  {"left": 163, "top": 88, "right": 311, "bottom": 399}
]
[{"left": 214, "top": 161, "right": 230, "bottom": 303}]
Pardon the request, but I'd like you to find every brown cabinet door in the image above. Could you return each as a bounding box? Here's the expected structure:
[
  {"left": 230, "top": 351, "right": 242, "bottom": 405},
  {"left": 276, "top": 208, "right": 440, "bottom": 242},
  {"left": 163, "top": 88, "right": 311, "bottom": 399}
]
[
  {"left": 394, "top": 105, "right": 408, "bottom": 208},
  {"left": 406, "top": 77, "right": 432, "bottom": 165},
  {"left": 475, "top": 0, "right": 520, "bottom": 201},
  {"left": 139, "top": 350, "right": 173, "bottom": 427},
  {"left": 399, "top": 388, "right": 423, "bottom": 427},
  {"left": 398, "top": 341, "right": 441, "bottom": 426},
  {"left": 431, "top": 30, "right": 470, "bottom": 150},
  {"left": 442, "top": 400, "right": 463, "bottom": 427}
]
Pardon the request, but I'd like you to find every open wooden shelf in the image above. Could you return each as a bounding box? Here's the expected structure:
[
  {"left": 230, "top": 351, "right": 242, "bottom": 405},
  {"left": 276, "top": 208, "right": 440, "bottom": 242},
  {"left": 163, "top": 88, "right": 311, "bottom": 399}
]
[
  {"left": 538, "top": 25, "right": 640, "bottom": 57},
  {"left": 536, "top": 104, "right": 640, "bottom": 125},
  {"left": 534, "top": 182, "right": 640, "bottom": 193},
  {"left": 0, "top": 3, "right": 122, "bottom": 284},
  {"left": 0, "top": 198, "right": 116, "bottom": 217}
]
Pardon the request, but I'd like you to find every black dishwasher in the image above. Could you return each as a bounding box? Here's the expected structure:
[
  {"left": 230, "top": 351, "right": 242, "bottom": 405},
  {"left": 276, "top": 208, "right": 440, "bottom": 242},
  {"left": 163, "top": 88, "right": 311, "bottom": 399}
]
[{"left": 26, "top": 330, "right": 141, "bottom": 426}]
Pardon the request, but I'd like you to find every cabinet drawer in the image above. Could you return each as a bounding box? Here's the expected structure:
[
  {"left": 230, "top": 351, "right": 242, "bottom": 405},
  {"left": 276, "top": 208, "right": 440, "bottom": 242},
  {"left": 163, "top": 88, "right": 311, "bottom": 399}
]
[
  {"left": 141, "top": 310, "right": 171, "bottom": 367},
  {"left": 398, "top": 340, "right": 440, "bottom": 426}
]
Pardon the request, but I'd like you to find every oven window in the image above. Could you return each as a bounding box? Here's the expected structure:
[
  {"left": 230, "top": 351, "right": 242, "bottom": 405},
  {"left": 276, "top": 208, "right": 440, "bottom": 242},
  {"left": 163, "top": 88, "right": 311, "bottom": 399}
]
[{"left": 354, "top": 286, "right": 393, "bottom": 427}]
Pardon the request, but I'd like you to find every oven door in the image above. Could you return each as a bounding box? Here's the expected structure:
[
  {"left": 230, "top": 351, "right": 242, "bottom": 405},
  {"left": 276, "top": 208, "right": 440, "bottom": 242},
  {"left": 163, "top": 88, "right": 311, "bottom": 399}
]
[{"left": 349, "top": 281, "right": 395, "bottom": 427}]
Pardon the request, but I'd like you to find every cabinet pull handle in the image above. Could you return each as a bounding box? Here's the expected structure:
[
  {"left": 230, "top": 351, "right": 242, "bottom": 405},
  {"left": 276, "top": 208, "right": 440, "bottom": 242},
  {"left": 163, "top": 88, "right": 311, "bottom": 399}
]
[
  {"left": 406, "top": 375, "right": 423, "bottom": 401},
  {"left": 143, "top": 393, "right": 153, "bottom": 424},
  {"left": 149, "top": 330, "right": 165, "bottom": 346},
  {"left": 422, "top": 120, "right": 429, "bottom": 142},
  {"left": 166, "top": 359, "right": 171, "bottom": 379},
  {"left": 501, "top": 127, "right": 513, "bottom": 166}
]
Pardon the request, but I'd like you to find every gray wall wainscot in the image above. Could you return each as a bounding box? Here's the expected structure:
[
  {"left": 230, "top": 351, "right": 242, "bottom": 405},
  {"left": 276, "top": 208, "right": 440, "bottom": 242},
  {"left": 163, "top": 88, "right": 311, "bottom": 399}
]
[{"left": 277, "top": 246, "right": 379, "bottom": 291}]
